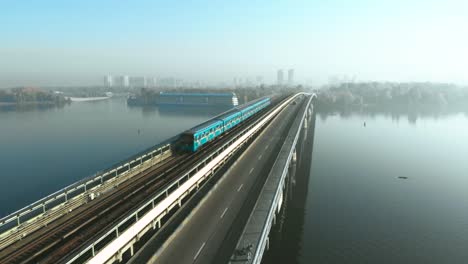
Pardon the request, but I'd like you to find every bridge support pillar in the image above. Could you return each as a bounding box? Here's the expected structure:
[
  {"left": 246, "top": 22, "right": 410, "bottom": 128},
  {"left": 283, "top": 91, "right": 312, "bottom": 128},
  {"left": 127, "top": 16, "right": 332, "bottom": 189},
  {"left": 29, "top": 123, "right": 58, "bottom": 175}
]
[
  {"left": 292, "top": 149, "right": 297, "bottom": 164},
  {"left": 277, "top": 190, "right": 283, "bottom": 214},
  {"left": 117, "top": 250, "right": 123, "bottom": 262}
]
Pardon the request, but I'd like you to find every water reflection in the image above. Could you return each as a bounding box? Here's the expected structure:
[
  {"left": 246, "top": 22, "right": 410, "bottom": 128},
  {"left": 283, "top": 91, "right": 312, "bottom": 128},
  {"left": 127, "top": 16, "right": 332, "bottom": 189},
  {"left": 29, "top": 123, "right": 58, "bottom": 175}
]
[
  {"left": 0, "top": 98, "right": 223, "bottom": 216},
  {"left": 157, "top": 105, "right": 231, "bottom": 117},
  {"left": 262, "top": 112, "right": 317, "bottom": 264},
  {"left": 266, "top": 110, "right": 468, "bottom": 264},
  {"left": 0, "top": 103, "right": 68, "bottom": 113},
  {"left": 317, "top": 105, "right": 468, "bottom": 125},
  {"left": 127, "top": 104, "right": 230, "bottom": 118}
]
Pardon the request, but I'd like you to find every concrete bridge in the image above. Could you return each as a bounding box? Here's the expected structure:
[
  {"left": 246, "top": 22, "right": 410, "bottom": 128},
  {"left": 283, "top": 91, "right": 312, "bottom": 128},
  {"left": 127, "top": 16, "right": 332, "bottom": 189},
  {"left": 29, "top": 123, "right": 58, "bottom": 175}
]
[{"left": 0, "top": 92, "right": 316, "bottom": 264}]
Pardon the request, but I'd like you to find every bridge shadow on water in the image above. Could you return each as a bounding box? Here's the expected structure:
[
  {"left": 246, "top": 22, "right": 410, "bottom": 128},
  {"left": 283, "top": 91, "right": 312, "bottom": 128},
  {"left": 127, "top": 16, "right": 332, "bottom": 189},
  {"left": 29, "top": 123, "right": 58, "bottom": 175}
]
[{"left": 261, "top": 111, "right": 317, "bottom": 264}]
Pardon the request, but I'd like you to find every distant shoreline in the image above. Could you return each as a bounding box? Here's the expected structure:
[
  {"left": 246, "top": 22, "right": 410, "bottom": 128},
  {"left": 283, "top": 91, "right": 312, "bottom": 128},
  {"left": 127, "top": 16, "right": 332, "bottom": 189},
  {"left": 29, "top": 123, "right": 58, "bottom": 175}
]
[
  {"left": 0, "top": 101, "right": 59, "bottom": 106},
  {"left": 66, "top": 96, "right": 110, "bottom": 102}
]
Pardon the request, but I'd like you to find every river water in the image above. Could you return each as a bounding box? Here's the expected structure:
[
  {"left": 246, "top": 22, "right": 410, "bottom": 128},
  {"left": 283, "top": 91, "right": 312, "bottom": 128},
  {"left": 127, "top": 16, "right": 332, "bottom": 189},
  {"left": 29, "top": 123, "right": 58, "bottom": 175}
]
[
  {"left": 0, "top": 98, "right": 227, "bottom": 217},
  {"left": 265, "top": 111, "right": 468, "bottom": 264},
  {"left": 2, "top": 99, "right": 468, "bottom": 263}
]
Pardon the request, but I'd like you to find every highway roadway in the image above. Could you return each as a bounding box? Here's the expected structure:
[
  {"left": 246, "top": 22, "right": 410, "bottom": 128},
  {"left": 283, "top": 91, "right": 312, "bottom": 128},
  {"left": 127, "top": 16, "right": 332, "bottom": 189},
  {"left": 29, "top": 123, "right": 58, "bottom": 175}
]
[{"left": 129, "top": 97, "right": 304, "bottom": 264}]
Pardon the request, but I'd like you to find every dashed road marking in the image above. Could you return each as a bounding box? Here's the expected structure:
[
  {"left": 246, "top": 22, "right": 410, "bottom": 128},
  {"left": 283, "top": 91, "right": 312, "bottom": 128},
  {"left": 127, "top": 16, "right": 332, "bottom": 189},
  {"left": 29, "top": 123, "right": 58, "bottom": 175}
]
[
  {"left": 249, "top": 168, "right": 254, "bottom": 174},
  {"left": 258, "top": 154, "right": 263, "bottom": 160},
  {"left": 220, "top": 207, "right": 228, "bottom": 218},
  {"left": 194, "top": 242, "right": 206, "bottom": 260},
  {"left": 265, "top": 144, "right": 269, "bottom": 150},
  {"left": 237, "top": 184, "right": 243, "bottom": 192}
]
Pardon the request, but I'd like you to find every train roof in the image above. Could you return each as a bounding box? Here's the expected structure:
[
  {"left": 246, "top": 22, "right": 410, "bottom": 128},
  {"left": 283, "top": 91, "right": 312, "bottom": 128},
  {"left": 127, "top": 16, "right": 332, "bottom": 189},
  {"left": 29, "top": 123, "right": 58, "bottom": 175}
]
[
  {"left": 184, "top": 96, "right": 270, "bottom": 135},
  {"left": 236, "top": 96, "right": 270, "bottom": 110},
  {"left": 186, "top": 118, "right": 223, "bottom": 134},
  {"left": 215, "top": 108, "right": 241, "bottom": 121}
]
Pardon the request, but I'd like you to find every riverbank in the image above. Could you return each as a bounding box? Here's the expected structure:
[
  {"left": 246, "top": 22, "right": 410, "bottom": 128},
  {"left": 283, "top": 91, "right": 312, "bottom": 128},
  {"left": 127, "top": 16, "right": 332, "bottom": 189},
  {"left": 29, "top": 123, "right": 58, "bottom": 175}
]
[
  {"left": 67, "top": 96, "right": 111, "bottom": 102},
  {"left": 315, "top": 82, "right": 468, "bottom": 116}
]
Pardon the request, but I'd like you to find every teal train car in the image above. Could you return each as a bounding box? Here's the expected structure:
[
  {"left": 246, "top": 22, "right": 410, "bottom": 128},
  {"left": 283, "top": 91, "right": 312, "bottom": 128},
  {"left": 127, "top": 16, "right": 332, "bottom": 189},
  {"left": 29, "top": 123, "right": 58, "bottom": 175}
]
[{"left": 179, "top": 96, "right": 271, "bottom": 152}]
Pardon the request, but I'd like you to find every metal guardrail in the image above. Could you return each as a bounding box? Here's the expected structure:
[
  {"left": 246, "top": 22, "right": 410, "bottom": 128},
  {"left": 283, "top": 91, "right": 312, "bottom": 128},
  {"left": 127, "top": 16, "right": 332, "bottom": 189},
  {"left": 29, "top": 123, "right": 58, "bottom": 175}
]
[
  {"left": 252, "top": 94, "right": 314, "bottom": 264},
  {"left": 0, "top": 136, "right": 176, "bottom": 242},
  {"left": 65, "top": 93, "right": 302, "bottom": 264}
]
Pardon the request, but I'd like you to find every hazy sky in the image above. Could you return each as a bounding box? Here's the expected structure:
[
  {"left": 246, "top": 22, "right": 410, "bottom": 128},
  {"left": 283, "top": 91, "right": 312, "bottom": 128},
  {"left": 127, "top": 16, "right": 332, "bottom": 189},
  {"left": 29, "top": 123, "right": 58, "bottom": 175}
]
[{"left": 1, "top": 0, "right": 467, "bottom": 87}]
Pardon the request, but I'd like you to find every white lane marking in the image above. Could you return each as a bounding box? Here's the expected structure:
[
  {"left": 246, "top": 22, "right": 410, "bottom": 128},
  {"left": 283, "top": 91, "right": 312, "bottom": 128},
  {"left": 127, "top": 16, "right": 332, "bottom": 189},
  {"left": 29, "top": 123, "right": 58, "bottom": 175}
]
[
  {"left": 237, "top": 184, "right": 243, "bottom": 192},
  {"left": 258, "top": 154, "right": 263, "bottom": 160},
  {"left": 249, "top": 168, "right": 254, "bottom": 174},
  {"left": 265, "top": 144, "right": 269, "bottom": 150},
  {"left": 220, "top": 207, "right": 228, "bottom": 218},
  {"left": 194, "top": 242, "right": 206, "bottom": 260}
]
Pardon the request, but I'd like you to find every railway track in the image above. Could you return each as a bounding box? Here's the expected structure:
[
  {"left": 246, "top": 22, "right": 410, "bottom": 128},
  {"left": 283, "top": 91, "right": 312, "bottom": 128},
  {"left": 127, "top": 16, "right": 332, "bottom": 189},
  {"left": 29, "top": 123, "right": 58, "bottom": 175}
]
[{"left": 0, "top": 95, "right": 288, "bottom": 264}]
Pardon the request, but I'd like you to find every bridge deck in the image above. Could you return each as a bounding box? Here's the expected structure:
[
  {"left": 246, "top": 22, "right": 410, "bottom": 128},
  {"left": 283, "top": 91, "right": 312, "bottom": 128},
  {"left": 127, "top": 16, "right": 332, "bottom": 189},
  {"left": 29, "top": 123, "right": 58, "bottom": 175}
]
[
  {"left": 128, "top": 95, "right": 306, "bottom": 264},
  {"left": 231, "top": 95, "right": 312, "bottom": 264}
]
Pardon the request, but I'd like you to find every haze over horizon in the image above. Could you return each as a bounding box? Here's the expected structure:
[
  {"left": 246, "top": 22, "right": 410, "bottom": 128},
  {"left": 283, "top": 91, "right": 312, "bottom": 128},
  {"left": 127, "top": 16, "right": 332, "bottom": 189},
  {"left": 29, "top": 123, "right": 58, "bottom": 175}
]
[{"left": 1, "top": 0, "right": 467, "bottom": 88}]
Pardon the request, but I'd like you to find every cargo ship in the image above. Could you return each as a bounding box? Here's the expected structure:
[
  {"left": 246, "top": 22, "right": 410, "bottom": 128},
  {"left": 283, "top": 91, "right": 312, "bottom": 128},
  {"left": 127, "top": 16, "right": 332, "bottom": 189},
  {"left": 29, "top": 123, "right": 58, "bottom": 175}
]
[{"left": 158, "top": 92, "right": 239, "bottom": 106}]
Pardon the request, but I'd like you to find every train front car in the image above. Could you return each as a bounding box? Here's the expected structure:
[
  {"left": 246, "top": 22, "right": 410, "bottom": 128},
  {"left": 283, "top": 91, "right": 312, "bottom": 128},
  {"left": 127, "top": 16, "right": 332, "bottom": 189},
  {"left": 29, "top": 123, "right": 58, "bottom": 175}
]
[{"left": 182, "top": 119, "right": 224, "bottom": 152}]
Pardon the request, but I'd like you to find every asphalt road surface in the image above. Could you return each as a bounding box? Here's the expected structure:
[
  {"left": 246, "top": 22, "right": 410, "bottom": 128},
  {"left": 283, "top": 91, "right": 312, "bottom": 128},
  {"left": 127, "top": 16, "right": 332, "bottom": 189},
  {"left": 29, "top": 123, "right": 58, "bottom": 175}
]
[{"left": 130, "top": 99, "right": 302, "bottom": 264}]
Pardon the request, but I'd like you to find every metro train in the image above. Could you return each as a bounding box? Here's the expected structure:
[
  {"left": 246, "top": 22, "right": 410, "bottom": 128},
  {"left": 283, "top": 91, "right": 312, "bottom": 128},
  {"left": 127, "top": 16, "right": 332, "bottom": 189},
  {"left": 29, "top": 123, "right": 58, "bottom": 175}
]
[{"left": 178, "top": 96, "right": 271, "bottom": 152}]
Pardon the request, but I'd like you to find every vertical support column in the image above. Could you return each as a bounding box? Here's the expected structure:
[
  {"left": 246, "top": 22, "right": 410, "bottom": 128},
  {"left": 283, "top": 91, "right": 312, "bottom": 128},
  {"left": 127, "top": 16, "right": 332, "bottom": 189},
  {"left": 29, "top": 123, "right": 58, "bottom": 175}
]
[{"left": 292, "top": 148, "right": 297, "bottom": 164}]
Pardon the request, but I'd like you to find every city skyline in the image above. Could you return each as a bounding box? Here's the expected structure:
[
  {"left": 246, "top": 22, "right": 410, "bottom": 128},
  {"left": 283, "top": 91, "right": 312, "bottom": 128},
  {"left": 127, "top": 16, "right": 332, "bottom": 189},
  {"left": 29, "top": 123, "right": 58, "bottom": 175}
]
[{"left": 1, "top": 0, "right": 468, "bottom": 88}]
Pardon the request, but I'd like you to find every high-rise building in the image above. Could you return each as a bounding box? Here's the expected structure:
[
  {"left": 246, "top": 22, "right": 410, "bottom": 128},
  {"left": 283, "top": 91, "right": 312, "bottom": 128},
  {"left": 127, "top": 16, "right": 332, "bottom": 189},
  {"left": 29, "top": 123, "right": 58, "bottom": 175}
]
[
  {"left": 277, "top": 70, "right": 284, "bottom": 85},
  {"left": 128, "top": 76, "right": 147, "bottom": 88},
  {"left": 288, "top": 69, "right": 294, "bottom": 86},
  {"left": 146, "top": 77, "right": 157, "bottom": 87},
  {"left": 113, "top": 76, "right": 123, "bottom": 87},
  {"left": 158, "top": 77, "right": 182, "bottom": 88},
  {"left": 256, "top": 76, "right": 263, "bottom": 85},
  {"left": 104, "top": 75, "right": 113, "bottom": 87},
  {"left": 123, "top": 75, "right": 129, "bottom": 87}
]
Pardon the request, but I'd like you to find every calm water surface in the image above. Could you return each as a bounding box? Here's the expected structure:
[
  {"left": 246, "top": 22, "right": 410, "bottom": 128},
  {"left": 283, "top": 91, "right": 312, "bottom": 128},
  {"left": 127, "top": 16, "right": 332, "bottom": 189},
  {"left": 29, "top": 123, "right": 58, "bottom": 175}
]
[
  {"left": 0, "top": 98, "right": 226, "bottom": 216},
  {"left": 266, "top": 112, "right": 468, "bottom": 264}
]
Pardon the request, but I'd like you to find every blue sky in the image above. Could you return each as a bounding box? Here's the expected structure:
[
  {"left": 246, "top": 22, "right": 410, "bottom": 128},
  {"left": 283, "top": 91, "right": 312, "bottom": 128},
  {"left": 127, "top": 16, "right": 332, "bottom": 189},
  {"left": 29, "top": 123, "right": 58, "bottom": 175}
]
[{"left": 1, "top": 0, "right": 467, "bottom": 87}]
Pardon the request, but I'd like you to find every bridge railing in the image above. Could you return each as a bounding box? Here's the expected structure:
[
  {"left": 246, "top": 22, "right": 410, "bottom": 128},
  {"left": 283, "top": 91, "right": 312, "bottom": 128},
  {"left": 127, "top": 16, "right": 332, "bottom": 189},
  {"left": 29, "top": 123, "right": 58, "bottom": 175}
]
[
  {"left": 252, "top": 94, "right": 314, "bottom": 263},
  {"left": 0, "top": 136, "right": 177, "bottom": 244},
  {"left": 65, "top": 93, "right": 304, "bottom": 264}
]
